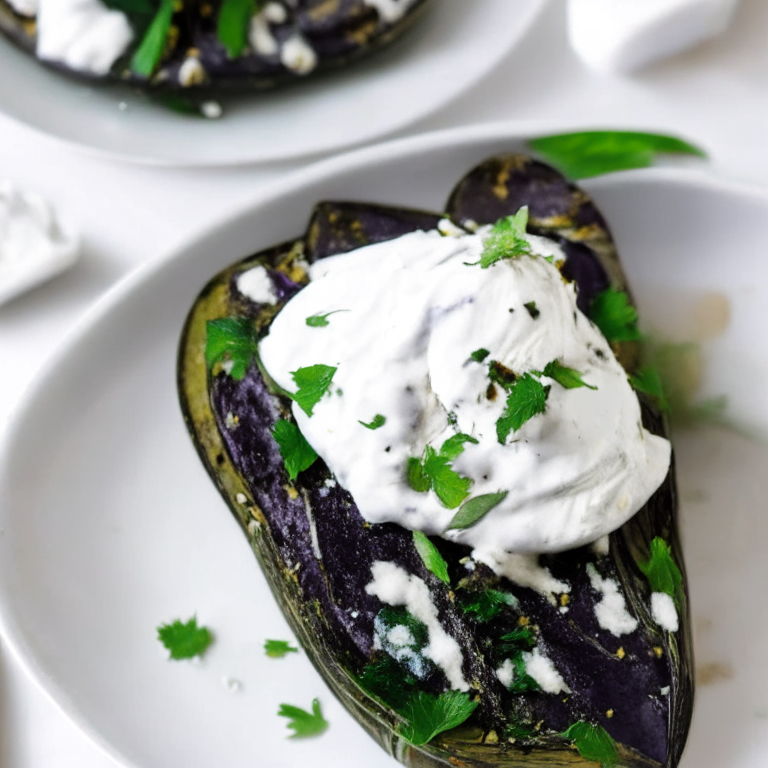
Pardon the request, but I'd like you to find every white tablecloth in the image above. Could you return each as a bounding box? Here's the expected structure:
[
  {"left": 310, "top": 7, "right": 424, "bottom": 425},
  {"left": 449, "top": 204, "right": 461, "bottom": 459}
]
[{"left": 2, "top": 0, "right": 768, "bottom": 764}]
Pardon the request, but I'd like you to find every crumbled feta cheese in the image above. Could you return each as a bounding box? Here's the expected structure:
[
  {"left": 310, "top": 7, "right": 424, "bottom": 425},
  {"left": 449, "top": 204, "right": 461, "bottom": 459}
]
[
  {"left": 651, "top": 592, "right": 679, "bottom": 632},
  {"left": 586, "top": 563, "right": 638, "bottom": 636}
]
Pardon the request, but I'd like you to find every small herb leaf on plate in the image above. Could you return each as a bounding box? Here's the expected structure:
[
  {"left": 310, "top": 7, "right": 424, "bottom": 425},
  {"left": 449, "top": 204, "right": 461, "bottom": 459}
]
[
  {"left": 264, "top": 639, "right": 299, "bottom": 658},
  {"left": 561, "top": 721, "right": 618, "bottom": 767},
  {"left": 157, "top": 616, "right": 213, "bottom": 660},
  {"left": 496, "top": 374, "right": 550, "bottom": 443},
  {"left": 399, "top": 690, "right": 478, "bottom": 746},
  {"left": 272, "top": 420, "right": 318, "bottom": 480},
  {"left": 543, "top": 360, "right": 597, "bottom": 390},
  {"left": 359, "top": 414, "right": 386, "bottom": 430},
  {"left": 289, "top": 364, "right": 337, "bottom": 416},
  {"left": 205, "top": 317, "right": 259, "bottom": 380},
  {"left": 478, "top": 207, "right": 532, "bottom": 268},
  {"left": 639, "top": 537, "right": 683, "bottom": 604},
  {"left": 306, "top": 310, "right": 348, "bottom": 327},
  {"left": 278, "top": 698, "right": 329, "bottom": 738},
  {"left": 447, "top": 491, "right": 508, "bottom": 530},
  {"left": 412, "top": 531, "right": 450, "bottom": 584}
]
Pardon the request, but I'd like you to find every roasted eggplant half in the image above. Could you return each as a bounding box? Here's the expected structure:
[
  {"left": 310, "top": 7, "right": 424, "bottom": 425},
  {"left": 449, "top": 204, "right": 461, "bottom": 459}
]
[
  {"left": 0, "top": 0, "right": 430, "bottom": 91},
  {"left": 177, "top": 155, "right": 693, "bottom": 767}
]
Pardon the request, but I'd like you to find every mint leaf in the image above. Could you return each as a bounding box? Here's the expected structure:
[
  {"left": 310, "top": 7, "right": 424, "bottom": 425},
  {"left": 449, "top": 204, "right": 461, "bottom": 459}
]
[
  {"left": 639, "top": 537, "right": 683, "bottom": 604},
  {"left": 478, "top": 208, "right": 532, "bottom": 268},
  {"left": 529, "top": 130, "right": 706, "bottom": 180},
  {"left": 439, "top": 433, "right": 479, "bottom": 460},
  {"left": 412, "top": 531, "right": 450, "bottom": 584},
  {"left": 543, "top": 360, "right": 597, "bottom": 390},
  {"left": 470, "top": 348, "right": 490, "bottom": 363},
  {"left": 205, "top": 317, "right": 258, "bottom": 380},
  {"left": 423, "top": 447, "right": 472, "bottom": 509},
  {"left": 272, "top": 420, "right": 318, "bottom": 480},
  {"left": 399, "top": 691, "right": 478, "bottom": 746},
  {"left": 278, "top": 698, "right": 329, "bottom": 739},
  {"left": 458, "top": 589, "right": 517, "bottom": 623},
  {"left": 218, "top": 0, "right": 258, "bottom": 58},
  {"left": 289, "top": 364, "right": 337, "bottom": 416},
  {"left": 265, "top": 639, "right": 299, "bottom": 658},
  {"left": 407, "top": 457, "right": 432, "bottom": 493},
  {"left": 359, "top": 414, "right": 386, "bottom": 430},
  {"left": 589, "top": 288, "right": 642, "bottom": 343},
  {"left": 496, "top": 374, "right": 550, "bottom": 443},
  {"left": 447, "top": 491, "right": 508, "bottom": 530},
  {"left": 131, "top": 0, "right": 175, "bottom": 77},
  {"left": 306, "top": 310, "right": 348, "bottom": 327},
  {"left": 562, "top": 721, "right": 618, "bottom": 767},
  {"left": 157, "top": 616, "right": 213, "bottom": 660}
]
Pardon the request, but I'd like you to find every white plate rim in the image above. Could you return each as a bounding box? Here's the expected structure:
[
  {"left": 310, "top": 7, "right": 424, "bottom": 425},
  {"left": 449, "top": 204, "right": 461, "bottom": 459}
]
[{"left": 1, "top": 119, "right": 767, "bottom": 766}]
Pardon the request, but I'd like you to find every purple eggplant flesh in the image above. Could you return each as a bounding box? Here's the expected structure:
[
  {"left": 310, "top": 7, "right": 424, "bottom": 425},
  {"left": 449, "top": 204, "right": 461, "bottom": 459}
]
[{"left": 177, "top": 154, "right": 693, "bottom": 767}]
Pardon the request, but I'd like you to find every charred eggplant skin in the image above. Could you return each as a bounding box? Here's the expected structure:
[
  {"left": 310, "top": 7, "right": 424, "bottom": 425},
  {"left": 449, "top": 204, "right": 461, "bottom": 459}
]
[
  {"left": 0, "top": 0, "right": 431, "bottom": 91},
  {"left": 178, "top": 155, "right": 693, "bottom": 768}
]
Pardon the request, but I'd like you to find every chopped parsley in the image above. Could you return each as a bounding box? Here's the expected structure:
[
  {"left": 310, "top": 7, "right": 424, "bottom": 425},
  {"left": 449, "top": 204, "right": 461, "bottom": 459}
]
[
  {"left": 477, "top": 207, "right": 532, "bottom": 268},
  {"left": 130, "top": 0, "right": 175, "bottom": 77},
  {"left": 272, "top": 420, "right": 318, "bottom": 480},
  {"left": 306, "top": 310, "right": 348, "bottom": 327},
  {"left": 524, "top": 301, "right": 540, "bottom": 319},
  {"left": 217, "top": 0, "right": 261, "bottom": 58},
  {"left": 399, "top": 691, "right": 479, "bottom": 746},
  {"left": 412, "top": 531, "right": 450, "bottom": 584},
  {"left": 278, "top": 698, "right": 329, "bottom": 739},
  {"left": 529, "top": 130, "right": 706, "bottom": 180},
  {"left": 458, "top": 589, "right": 517, "bottom": 623},
  {"left": 289, "top": 364, "right": 337, "bottom": 416},
  {"left": 561, "top": 721, "right": 618, "bottom": 767},
  {"left": 589, "top": 288, "right": 642, "bottom": 343},
  {"left": 265, "top": 639, "right": 299, "bottom": 658},
  {"left": 359, "top": 414, "right": 386, "bottom": 430},
  {"left": 630, "top": 366, "right": 669, "bottom": 411},
  {"left": 542, "top": 360, "right": 597, "bottom": 390},
  {"left": 358, "top": 657, "right": 417, "bottom": 712},
  {"left": 639, "top": 537, "right": 683, "bottom": 604},
  {"left": 157, "top": 616, "right": 213, "bottom": 660},
  {"left": 447, "top": 491, "right": 508, "bottom": 531},
  {"left": 205, "top": 317, "right": 259, "bottom": 380},
  {"left": 407, "top": 434, "right": 478, "bottom": 509},
  {"left": 470, "top": 348, "right": 490, "bottom": 363},
  {"left": 496, "top": 373, "right": 550, "bottom": 443}
]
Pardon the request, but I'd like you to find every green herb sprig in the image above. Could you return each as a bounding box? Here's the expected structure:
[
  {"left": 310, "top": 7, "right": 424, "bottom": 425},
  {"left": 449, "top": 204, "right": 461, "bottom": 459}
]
[
  {"left": 412, "top": 531, "right": 450, "bottom": 584},
  {"left": 205, "top": 317, "right": 259, "bottom": 380},
  {"left": 265, "top": 639, "right": 299, "bottom": 658},
  {"left": 157, "top": 616, "right": 213, "bottom": 660},
  {"left": 639, "top": 537, "right": 683, "bottom": 605},
  {"left": 289, "top": 364, "right": 337, "bottom": 416},
  {"left": 407, "top": 434, "right": 478, "bottom": 509},
  {"left": 278, "top": 698, "right": 329, "bottom": 738},
  {"left": 272, "top": 419, "right": 318, "bottom": 480},
  {"left": 476, "top": 207, "right": 532, "bottom": 268},
  {"left": 561, "top": 721, "right": 618, "bottom": 767}
]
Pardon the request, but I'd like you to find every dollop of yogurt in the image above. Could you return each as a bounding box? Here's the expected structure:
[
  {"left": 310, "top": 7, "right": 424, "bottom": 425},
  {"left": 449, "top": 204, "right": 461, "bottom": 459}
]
[{"left": 259, "top": 225, "right": 670, "bottom": 570}]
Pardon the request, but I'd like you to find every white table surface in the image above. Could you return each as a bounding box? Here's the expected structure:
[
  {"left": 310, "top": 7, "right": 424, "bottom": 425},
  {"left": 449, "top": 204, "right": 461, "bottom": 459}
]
[{"left": 1, "top": 0, "right": 768, "bottom": 764}]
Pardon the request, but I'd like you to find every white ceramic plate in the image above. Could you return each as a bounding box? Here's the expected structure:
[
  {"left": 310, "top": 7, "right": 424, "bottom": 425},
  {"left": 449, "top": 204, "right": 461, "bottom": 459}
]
[
  {"left": 1, "top": 124, "right": 767, "bottom": 768},
  {"left": 0, "top": 0, "right": 544, "bottom": 166}
]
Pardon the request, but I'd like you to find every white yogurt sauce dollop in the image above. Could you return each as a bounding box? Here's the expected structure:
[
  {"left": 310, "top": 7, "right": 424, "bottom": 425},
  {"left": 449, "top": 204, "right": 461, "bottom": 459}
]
[{"left": 259, "top": 225, "right": 671, "bottom": 575}]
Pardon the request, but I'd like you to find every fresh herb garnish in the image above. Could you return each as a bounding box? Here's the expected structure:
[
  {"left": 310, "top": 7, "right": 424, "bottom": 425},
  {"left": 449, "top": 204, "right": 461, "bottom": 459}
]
[
  {"left": 289, "top": 364, "right": 337, "bottom": 416},
  {"left": 495, "top": 626, "right": 537, "bottom": 658},
  {"left": 529, "top": 130, "right": 706, "bottom": 180},
  {"left": 272, "top": 420, "right": 318, "bottom": 480},
  {"left": 523, "top": 301, "right": 540, "bottom": 319},
  {"left": 501, "top": 654, "right": 540, "bottom": 694},
  {"left": 496, "top": 374, "right": 550, "bottom": 443},
  {"left": 447, "top": 491, "right": 508, "bottom": 531},
  {"left": 630, "top": 366, "right": 669, "bottom": 411},
  {"left": 407, "top": 434, "right": 478, "bottom": 509},
  {"left": 359, "top": 414, "right": 386, "bottom": 430},
  {"left": 488, "top": 360, "right": 518, "bottom": 389},
  {"left": 412, "top": 531, "right": 450, "bottom": 584},
  {"left": 399, "top": 691, "right": 479, "bottom": 746},
  {"left": 477, "top": 207, "right": 532, "bottom": 268},
  {"left": 157, "top": 616, "right": 213, "bottom": 660},
  {"left": 639, "top": 537, "right": 683, "bottom": 604},
  {"left": 470, "top": 348, "right": 490, "bottom": 363},
  {"left": 375, "top": 606, "right": 430, "bottom": 658},
  {"left": 561, "top": 721, "right": 618, "bottom": 767},
  {"left": 131, "top": 0, "right": 175, "bottom": 77},
  {"left": 205, "top": 317, "right": 259, "bottom": 380},
  {"left": 589, "top": 288, "right": 642, "bottom": 343},
  {"left": 278, "top": 698, "right": 329, "bottom": 739},
  {"left": 505, "top": 720, "right": 537, "bottom": 741},
  {"left": 265, "top": 639, "right": 299, "bottom": 658},
  {"left": 542, "top": 360, "right": 597, "bottom": 390},
  {"left": 458, "top": 589, "right": 517, "bottom": 623},
  {"left": 218, "top": 0, "right": 260, "bottom": 59},
  {"left": 358, "top": 657, "right": 418, "bottom": 712},
  {"left": 306, "top": 310, "right": 348, "bottom": 328}
]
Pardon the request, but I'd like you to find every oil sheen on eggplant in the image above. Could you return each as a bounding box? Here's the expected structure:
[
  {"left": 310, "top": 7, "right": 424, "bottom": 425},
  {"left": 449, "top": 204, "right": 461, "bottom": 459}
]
[{"left": 177, "top": 155, "right": 693, "bottom": 767}]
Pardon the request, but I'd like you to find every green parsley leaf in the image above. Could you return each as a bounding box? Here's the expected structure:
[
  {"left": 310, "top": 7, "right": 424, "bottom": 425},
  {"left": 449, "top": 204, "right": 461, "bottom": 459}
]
[
  {"left": 447, "top": 491, "right": 508, "bottom": 531},
  {"left": 359, "top": 414, "right": 386, "bottom": 430},
  {"left": 503, "top": 653, "right": 540, "bottom": 694},
  {"left": 358, "top": 657, "right": 418, "bottom": 712},
  {"left": 272, "top": 420, "right": 318, "bottom": 480},
  {"left": 630, "top": 366, "right": 669, "bottom": 411},
  {"left": 278, "top": 698, "right": 329, "bottom": 739},
  {"left": 496, "top": 374, "right": 550, "bottom": 444},
  {"left": 439, "top": 433, "right": 479, "bottom": 459},
  {"left": 589, "top": 288, "right": 642, "bottom": 343},
  {"left": 523, "top": 301, "right": 540, "bottom": 319},
  {"left": 205, "top": 317, "right": 258, "bottom": 380},
  {"left": 561, "top": 721, "right": 618, "bottom": 768},
  {"left": 131, "top": 0, "right": 175, "bottom": 77},
  {"left": 289, "top": 364, "right": 337, "bottom": 416},
  {"left": 412, "top": 531, "right": 450, "bottom": 584},
  {"left": 264, "top": 639, "right": 299, "bottom": 658},
  {"left": 495, "top": 627, "right": 537, "bottom": 658},
  {"left": 529, "top": 130, "right": 706, "bottom": 180},
  {"left": 543, "top": 360, "right": 597, "bottom": 390},
  {"left": 407, "top": 456, "right": 432, "bottom": 492},
  {"left": 306, "top": 310, "right": 348, "bottom": 328},
  {"left": 478, "top": 207, "right": 532, "bottom": 268},
  {"left": 458, "top": 589, "right": 518, "bottom": 623},
  {"left": 157, "top": 616, "right": 213, "bottom": 660},
  {"left": 639, "top": 537, "right": 683, "bottom": 604},
  {"left": 423, "top": 447, "right": 473, "bottom": 509},
  {"left": 470, "top": 348, "right": 490, "bottom": 363},
  {"left": 399, "top": 690, "right": 478, "bottom": 746},
  {"left": 217, "top": 0, "right": 259, "bottom": 59}
]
